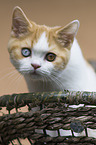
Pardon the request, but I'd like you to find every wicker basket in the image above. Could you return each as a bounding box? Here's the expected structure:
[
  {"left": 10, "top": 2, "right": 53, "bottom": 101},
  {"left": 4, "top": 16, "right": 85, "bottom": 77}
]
[{"left": 0, "top": 61, "right": 96, "bottom": 145}]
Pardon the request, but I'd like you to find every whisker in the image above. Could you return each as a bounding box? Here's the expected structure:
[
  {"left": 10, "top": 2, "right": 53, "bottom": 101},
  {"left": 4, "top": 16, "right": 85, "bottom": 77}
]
[
  {"left": 8, "top": 73, "right": 23, "bottom": 91},
  {"left": 40, "top": 69, "right": 63, "bottom": 90},
  {"left": 0, "top": 67, "right": 14, "bottom": 74},
  {"left": 50, "top": 74, "right": 64, "bottom": 90},
  {"left": 38, "top": 70, "right": 56, "bottom": 90},
  {"left": 37, "top": 70, "right": 48, "bottom": 90},
  {"left": 0, "top": 70, "right": 18, "bottom": 81}
]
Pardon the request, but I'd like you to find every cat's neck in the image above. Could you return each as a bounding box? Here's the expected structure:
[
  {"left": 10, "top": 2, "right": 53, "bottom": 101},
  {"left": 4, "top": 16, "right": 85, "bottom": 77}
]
[
  {"left": 61, "top": 38, "right": 96, "bottom": 91},
  {"left": 24, "top": 76, "right": 61, "bottom": 92},
  {"left": 24, "top": 39, "right": 96, "bottom": 92}
]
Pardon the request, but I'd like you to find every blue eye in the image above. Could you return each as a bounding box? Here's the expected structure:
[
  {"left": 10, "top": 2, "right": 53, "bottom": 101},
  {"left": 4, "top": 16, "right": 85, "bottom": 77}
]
[{"left": 21, "top": 48, "right": 31, "bottom": 57}]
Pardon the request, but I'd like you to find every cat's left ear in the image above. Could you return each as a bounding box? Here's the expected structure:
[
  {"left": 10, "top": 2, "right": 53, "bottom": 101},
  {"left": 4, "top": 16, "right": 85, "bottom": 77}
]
[
  {"left": 55, "top": 20, "right": 80, "bottom": 48},
  {"left": 11, "top": 6, "right": 32, "bottom": 37}
]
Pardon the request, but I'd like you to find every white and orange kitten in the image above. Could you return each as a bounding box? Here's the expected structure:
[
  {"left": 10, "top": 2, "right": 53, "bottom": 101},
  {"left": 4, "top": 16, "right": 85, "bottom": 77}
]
[
  {"left": 8, "top": 6, "right": 96, "bottom": 92},
  {"left": 7, "top": 6, "right": 96, "bottom": 138}
]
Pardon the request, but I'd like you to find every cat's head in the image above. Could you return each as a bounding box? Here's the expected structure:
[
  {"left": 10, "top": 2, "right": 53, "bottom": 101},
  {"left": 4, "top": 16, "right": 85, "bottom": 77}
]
[{"left": 8, "top": 6, "right": 79, "bottom": 80}]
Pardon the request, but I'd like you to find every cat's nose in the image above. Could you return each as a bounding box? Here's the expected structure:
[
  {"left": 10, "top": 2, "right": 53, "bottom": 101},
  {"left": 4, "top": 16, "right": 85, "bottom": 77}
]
[{"left": 31, "top": 64, "right": 41, "bottom": 70}]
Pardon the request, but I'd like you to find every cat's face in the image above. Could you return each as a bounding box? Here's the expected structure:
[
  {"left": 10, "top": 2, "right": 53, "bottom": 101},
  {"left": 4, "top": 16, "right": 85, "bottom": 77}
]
[{"left": 8, "top": 6, "right": 79, "bottom": 80}]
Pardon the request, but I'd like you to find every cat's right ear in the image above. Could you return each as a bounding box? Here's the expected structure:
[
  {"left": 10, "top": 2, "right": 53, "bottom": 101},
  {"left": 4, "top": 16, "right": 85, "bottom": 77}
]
[
  {"left": 11, "top": 6, "right": 32, "bottom": 37},
  {"left": 54, "top": 20, "right": 80, "bottom": 48}
]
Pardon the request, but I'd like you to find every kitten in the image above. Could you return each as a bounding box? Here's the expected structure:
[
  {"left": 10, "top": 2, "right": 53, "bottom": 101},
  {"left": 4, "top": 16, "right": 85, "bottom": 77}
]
[
  {"left": 7, "top": 6, "right": 96, "bottom": 138},
  {"left": 8, "top": 6, "right": 96, "bottom": 92}
]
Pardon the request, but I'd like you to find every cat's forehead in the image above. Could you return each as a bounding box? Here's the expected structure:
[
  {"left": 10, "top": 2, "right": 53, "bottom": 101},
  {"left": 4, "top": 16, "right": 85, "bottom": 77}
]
[{"left": 33, "top": 31, "right": 49, "bottom": 52}]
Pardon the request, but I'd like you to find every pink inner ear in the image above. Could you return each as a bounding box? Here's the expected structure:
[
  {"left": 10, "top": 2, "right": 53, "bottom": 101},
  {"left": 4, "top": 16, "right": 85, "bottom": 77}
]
[
  {"left": 57, "top": 32, "right": 74, "bottom": 47},
  {"left": 12, "top": 17, "right": 28, "bottom": 37},
  {"left": 55, "top": 20, "right": 79, "bottom": 48},
  {"left": 12, "top": 7, "right": 30, "bottom": 37}
]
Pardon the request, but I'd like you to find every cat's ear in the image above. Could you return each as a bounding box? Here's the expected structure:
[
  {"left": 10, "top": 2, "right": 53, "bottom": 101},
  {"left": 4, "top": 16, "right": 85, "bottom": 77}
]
[
  {"left": 11, "top": 6, "right": 32, "bottom": 37},
  {"left": 55, "top": 20, "right": 80, "bottom": 48}
]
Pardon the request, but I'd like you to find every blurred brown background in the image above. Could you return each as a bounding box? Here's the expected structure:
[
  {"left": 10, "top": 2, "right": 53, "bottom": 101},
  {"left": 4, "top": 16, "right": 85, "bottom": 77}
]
[{"left": 0, "top": 0, "right": 96, "bottom": 96}]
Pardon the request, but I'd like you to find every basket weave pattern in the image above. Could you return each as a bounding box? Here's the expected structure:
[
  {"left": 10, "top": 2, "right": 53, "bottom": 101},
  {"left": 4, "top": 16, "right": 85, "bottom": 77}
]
[{"left": 0, "top": 90, "right": 96, "bottom": 145}]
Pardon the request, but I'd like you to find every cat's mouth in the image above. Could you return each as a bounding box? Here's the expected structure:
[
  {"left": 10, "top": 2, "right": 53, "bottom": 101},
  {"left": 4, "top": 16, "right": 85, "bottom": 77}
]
[
  {"left": 29, "top": 70, "right": 42, "bottom": 79},
  {"left": 31, "top": 71, "right": 37, "bottom": 75},
  {"left": 21, "top": 69, "right": 44, "bottom": 80}
]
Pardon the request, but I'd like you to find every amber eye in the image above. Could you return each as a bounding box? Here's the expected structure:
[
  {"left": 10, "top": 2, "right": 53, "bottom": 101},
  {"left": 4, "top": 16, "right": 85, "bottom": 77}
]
[{"left": 45, "top": 52, "right": 56, "bottom": 62}]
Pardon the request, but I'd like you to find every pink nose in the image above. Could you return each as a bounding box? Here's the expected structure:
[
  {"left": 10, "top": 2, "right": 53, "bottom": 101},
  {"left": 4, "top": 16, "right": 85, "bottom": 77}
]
[{"left": 31, "top": 64, "right": 41, "bottom": 70}]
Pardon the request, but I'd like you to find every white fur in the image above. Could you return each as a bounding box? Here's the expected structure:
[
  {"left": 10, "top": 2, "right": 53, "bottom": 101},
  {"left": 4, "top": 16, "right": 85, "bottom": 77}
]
[
  {"left": 33, "top": 31, "right": 49, "bottom": 52},
  {"left": 61, "top": 38, "right": 96, "bottom": 92},
  {"left": 22, "top": 36, "right": 96, "bottom": 92}
]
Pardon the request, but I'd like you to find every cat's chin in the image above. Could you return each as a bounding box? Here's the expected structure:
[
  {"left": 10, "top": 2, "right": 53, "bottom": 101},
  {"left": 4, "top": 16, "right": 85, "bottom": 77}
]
[{"left": 25, "top": 71, "right": 43, "bottom": 80}]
